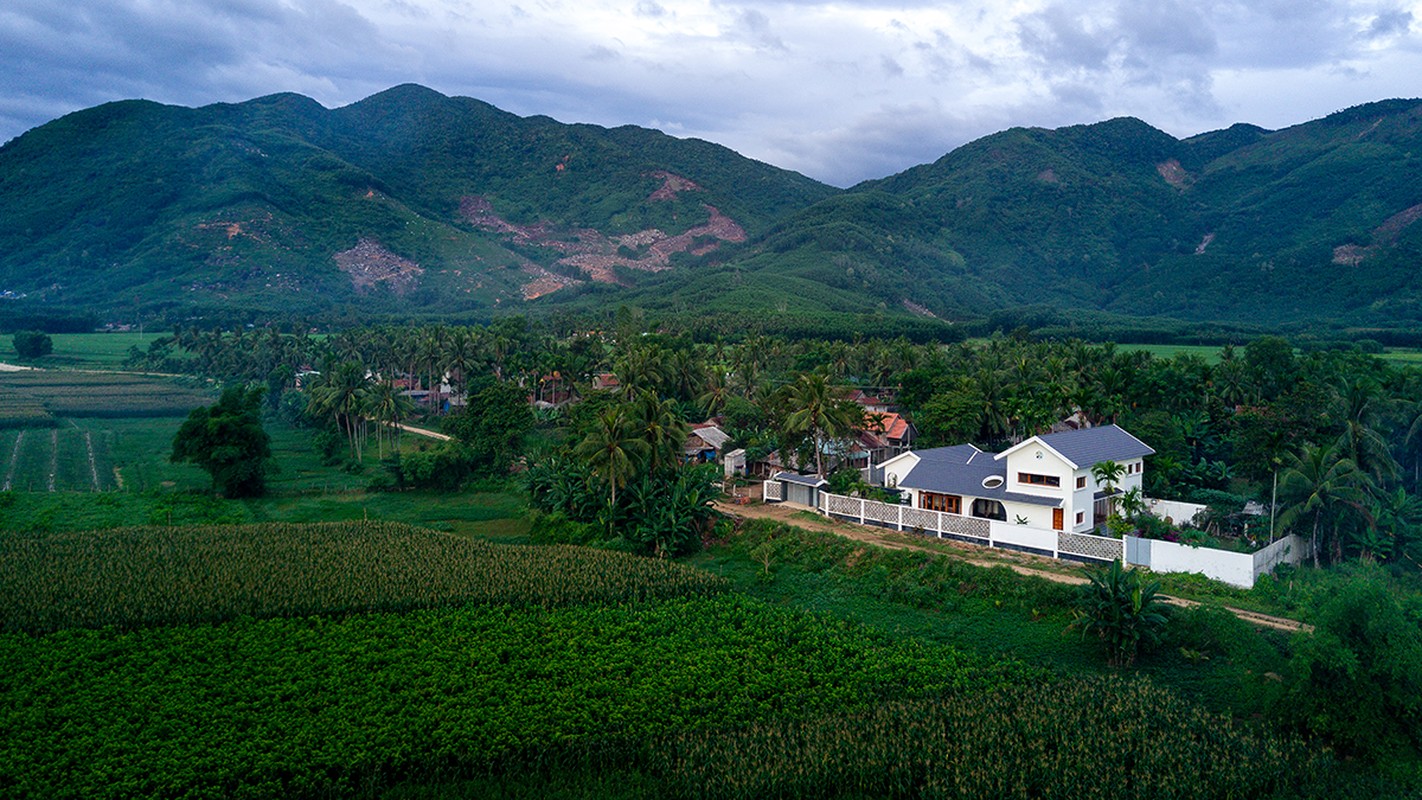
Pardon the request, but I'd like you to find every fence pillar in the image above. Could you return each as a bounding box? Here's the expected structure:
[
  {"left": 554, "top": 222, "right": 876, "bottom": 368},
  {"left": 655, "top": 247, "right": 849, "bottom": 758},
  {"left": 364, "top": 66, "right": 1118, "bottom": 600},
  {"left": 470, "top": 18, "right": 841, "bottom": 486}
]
[
  {"left": 896, "top": 504, "right": 904, "bottom": 531},
  {"left": 937, "top": 510, "right": 943, "bottom": 538},
  {"left": 859, "top": 498, "right": 866, "bottom": 525}
]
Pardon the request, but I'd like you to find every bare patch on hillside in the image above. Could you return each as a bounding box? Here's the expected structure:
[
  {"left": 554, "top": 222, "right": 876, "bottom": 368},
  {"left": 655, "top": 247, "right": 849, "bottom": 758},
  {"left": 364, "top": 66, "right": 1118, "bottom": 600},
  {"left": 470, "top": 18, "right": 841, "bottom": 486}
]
[
  {"left": 1331, "top": 203, "right": 1422, "bottom": 265},
  {"left": 1157, "top": 159, "right": 1193, "bottom": 189},
  {"left": 648, "top": 170, "right": 702, "bottom": 200},
  {"left": 1036, "top": 168, "right": 1058, "bottom": 184},
  {"left": 334, "top": 238, "right": 423, "bottom": 294},
  {"left": 902, "top": 299, "right": 939, "bottom": 318},
  {"left": 460, "top": 174, "right": 746, "bottom": 297},
  {"left": 1376, "top": 203, "right": 1422, "bottom": 241},
  {"left": 1194, "top": 233, "right": 1215, "bottom": 254},
  {"left": 1333, "top": 244, "right": 1369, "bottom": 266},
  {"left": 519, "top": 265, "right": 583, "bottom": 300}
]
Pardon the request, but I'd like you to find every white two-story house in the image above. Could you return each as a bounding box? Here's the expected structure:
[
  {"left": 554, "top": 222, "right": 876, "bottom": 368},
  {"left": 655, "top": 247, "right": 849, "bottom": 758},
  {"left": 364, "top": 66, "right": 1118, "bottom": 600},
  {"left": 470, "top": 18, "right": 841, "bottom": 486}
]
[{"left": 876, "top": 425, "right": 1154, "bottom": 534}]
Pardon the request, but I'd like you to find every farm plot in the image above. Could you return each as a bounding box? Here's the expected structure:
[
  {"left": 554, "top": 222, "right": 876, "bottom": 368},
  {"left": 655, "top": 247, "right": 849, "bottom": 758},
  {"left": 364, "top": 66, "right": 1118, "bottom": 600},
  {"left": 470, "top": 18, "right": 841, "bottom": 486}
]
[
  {"left": 0, "top": 427, "right": 114, "bottom": 492},
  {"left": 0, "top": 371, "right": 212, "bottom": 418}
]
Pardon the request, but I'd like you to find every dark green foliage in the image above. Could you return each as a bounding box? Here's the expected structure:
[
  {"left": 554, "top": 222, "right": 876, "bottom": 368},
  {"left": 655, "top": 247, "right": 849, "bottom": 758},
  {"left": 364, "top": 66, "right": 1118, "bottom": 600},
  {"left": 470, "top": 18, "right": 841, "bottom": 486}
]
[
  {"left": 1278, "top": 564, "right": 1422, "bottom": 766},
  {"left": 1071, "top": 560, "right": 1169, "bottom": 667},
  {"left": 0, "top": 594, "right": 1028, "bottom": 799},
  {"left": 443, "top": 379, "right": 534, "bottom": 475},
  {"left": 658, "top": 676, "right": 1326, "bottom": 800},
  {"left": 170, "top": 384, "right": 273, "bottom": 497},
  {"left": 10, "top": 330, "right": 51, "bottom": 359}
]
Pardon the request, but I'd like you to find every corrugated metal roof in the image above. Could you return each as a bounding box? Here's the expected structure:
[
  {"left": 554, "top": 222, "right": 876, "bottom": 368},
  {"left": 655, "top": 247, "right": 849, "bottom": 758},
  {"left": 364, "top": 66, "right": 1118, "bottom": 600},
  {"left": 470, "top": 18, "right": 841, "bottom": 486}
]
[
  {"left": 688, "top": 425, "right": 731, "bottom": 450},
  {"left": 775, "top": 472, "right": 829, "bottom": 488}
]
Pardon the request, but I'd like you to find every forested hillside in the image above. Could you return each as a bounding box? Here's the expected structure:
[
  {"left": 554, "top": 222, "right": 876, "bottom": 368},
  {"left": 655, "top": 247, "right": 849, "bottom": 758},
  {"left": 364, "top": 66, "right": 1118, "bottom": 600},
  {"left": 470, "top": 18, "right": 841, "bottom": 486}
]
[{"left": 2, "top": 88, "right": 1421, "bottom": 331}]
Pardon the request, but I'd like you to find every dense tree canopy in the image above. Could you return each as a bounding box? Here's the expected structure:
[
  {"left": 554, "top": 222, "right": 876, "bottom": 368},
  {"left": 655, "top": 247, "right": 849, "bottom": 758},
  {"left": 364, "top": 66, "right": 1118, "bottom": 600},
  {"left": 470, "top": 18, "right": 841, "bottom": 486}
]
[{"left": 171, "top": 385, "right": 274, "bottom": 498}]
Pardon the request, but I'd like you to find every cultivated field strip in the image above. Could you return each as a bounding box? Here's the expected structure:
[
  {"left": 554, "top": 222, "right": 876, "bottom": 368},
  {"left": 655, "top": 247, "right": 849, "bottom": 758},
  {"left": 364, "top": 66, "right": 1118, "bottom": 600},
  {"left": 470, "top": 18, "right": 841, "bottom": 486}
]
[
  {"left": 0, "top": 370, "right": 212, "bottom": 419},
  {"left": 0, "top": 427, "right": 114, "bottom": 492},
  {"left": 0, "top": 521, "right": 729, "bottom": 632}
]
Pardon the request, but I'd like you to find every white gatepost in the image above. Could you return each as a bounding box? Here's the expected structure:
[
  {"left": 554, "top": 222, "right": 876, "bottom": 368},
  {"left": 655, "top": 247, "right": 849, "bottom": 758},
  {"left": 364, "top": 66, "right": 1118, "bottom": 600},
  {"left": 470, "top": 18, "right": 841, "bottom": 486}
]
[
  {"left": 937, "top": 511, "right": 944, "bottom": 538},
  {"left": 859, "top": 498, "right": 867, "bottom": 525},
  {"left": 897, "top": 504, "right": 904, "bottom": 531}
]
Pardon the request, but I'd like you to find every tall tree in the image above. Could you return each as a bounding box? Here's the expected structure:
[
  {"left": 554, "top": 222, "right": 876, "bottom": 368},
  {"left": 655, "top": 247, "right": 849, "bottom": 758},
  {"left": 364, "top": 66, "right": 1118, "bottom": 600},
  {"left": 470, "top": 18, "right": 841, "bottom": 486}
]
[
  {"left": 171, "top": 385, "right": 274, "bottom": 498},
  {"left": 1277, "top": 443, "right": 1371, "bottom": 566},
  {"left": 782, "top": 373, "right": 861, "bottom": 476},
  {"left": 574, "top": 406, "right": 649, "bottom": 520}
]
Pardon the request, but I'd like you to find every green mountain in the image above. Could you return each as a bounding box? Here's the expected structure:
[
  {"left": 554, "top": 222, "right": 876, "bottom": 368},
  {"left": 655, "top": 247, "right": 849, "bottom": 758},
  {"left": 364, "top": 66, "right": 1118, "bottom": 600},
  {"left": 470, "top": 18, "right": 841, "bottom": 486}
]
[
  {"left": 0, "top": 84, "right": 834, "bottom": 320},
  {"left": 3, "top": 87, "right": 1421, "bottom": 331},
  {"left": 637, "top": 100, "right": 1421, "bottom": 329}
]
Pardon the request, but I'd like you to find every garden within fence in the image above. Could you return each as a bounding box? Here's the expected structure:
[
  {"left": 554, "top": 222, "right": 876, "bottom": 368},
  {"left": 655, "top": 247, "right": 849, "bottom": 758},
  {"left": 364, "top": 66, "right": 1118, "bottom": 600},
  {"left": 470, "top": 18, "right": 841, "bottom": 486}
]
[{"left": 814, "top": 491, "right": 1123, "bottom": 564}]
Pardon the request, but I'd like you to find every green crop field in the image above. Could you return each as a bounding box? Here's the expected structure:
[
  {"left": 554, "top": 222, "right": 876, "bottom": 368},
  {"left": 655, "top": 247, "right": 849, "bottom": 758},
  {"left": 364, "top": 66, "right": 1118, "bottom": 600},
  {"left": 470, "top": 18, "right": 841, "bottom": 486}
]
[
  {"left": 0, "top": 331, "right": 171, "bottom": 369},
  {"left": 0, "top": 520, "right": 1340, "bottom": 799}
]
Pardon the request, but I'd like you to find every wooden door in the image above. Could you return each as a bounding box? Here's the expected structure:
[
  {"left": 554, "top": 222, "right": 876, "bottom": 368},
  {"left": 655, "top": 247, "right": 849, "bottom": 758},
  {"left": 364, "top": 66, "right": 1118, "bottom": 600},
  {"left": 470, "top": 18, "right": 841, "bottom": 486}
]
[{"left": 1052, "top": 508, "right": 1064, "bottom": 531}]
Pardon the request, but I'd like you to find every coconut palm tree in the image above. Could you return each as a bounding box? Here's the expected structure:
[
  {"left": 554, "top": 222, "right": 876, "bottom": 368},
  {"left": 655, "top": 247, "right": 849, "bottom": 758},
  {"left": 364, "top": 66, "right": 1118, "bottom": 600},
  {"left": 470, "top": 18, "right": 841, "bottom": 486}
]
[
  {"left": 367, "top": 381, "right": 416, "bottom": 458},
  {"left": 308, "top": 361, "right": 373, "bottom": 461},
  {"left": 783, "top": 373, "right": 862, "bottom": 476},
  {"left": 630, "top": 390, "right": 691, "bottom": 472},
  {"left": 1277, "top": 442, "right": 1372, "bottom": 566},
  {"left": 574, "top": 406, "right": 649, "bottom": 521}
]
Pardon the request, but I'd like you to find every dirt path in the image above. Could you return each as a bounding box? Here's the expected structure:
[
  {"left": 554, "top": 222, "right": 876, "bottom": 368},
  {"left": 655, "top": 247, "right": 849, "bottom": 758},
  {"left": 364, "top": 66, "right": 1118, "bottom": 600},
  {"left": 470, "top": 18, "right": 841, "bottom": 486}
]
[
  {"left": 716, "top": 500, "right": 1310, "bottom": 633},
  {"left": 391, "top": 422, "right": 451, "bottom": 441}
]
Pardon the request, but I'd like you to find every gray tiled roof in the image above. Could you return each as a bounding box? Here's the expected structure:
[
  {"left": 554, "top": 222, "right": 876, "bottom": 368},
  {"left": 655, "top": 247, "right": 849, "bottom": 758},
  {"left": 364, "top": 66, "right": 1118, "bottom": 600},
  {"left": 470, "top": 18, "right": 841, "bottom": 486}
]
[
  {"left": 897, "top": 445, "right": 1060, "bottom": 507},
  {"left": 1030, "top": 424, "right": 1155, "bottom": 468}
]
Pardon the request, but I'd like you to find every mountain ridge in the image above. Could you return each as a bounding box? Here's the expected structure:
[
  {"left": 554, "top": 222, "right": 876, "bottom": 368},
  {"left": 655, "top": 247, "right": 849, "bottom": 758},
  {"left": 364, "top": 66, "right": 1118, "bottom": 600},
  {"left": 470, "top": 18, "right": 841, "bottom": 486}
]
[{"left": 3, "top": 87, "right": 1421, "bottom": 330}]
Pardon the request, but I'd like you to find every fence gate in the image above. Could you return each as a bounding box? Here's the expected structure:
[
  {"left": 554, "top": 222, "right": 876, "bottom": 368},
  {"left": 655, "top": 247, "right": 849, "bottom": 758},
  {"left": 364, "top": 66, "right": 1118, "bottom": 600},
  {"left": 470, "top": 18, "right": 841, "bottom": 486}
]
[{"left": 1124, "top": 535, "right": 1150, "bottom": 568}]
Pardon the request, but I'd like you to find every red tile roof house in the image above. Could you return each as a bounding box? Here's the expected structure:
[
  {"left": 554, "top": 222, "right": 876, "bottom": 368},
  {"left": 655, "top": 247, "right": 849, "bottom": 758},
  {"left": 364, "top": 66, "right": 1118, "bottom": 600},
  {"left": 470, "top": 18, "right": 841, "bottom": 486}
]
[{"left": 876, "top": 425, "right": 1154, "bottom": 534}]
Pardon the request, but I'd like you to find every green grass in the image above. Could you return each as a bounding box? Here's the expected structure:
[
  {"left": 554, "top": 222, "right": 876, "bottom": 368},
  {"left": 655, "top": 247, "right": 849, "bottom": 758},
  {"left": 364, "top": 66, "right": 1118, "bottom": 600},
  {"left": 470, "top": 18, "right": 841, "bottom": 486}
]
[
  {"left": 1117, "top": 343, "right": 1225, "bottom": 364},
  {"left": 1376, "top": 347, "right": 1422, "bottom": 366},
  {"left": 691, "top": 520, "right": 1295, "bottom": 721},
  {"left": 0, "top": 414, "right": 531, "bottom": 540},
  {"left": 0, "top": 331, "right": 170, "bottom": 369}
]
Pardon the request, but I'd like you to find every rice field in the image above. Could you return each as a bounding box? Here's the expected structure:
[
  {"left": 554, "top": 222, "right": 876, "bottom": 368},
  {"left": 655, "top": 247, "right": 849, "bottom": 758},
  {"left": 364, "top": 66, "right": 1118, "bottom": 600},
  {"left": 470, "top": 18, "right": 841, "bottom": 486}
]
[{"left": 0, "top": 331, "right": 171, "bottom": 369}]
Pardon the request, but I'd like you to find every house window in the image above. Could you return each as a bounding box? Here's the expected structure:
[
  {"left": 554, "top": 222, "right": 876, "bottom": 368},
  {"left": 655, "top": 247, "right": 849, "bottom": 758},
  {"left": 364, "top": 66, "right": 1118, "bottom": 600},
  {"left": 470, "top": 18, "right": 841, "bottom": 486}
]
[
  {"left": 919, "top": 492, "right": 961, "bottom": 514},
  {"left": 1018, "top": 472, "right": 1060, "bottom": 487},
  {"left": 1075, "top": 511, "right": 1085, "bottom": 525},
  {"left": 1076, "top": 476, "right": 1087, "bottom": 489}
]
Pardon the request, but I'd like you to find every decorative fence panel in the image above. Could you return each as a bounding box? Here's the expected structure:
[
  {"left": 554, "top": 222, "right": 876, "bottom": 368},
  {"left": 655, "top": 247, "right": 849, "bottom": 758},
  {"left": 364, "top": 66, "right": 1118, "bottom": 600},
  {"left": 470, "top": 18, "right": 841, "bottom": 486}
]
[
  {"left": 791, "top": 490, "right": 1299, "bottom": 586},
  {"left": 943, "top": 514, "right": 990, "bottom": 540},
  {"left": 762, "top": 480, "right": 782, "bottom": 502},
  {"left": 863, "top": 500, "right": 900, "bottom": 524},
  {"left": 901, "top": 507, "right": 939, "bottom": 532},
  {"left": 1058, "top": 531, "right": 1124, "bottom": 562}
]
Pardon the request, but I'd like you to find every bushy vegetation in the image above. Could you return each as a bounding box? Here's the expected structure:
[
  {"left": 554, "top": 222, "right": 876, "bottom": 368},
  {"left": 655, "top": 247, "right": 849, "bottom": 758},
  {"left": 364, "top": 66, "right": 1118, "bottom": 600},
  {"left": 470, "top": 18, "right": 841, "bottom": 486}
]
[{"left": 656, "top": 676, "right": 1324, "bottom": 800}]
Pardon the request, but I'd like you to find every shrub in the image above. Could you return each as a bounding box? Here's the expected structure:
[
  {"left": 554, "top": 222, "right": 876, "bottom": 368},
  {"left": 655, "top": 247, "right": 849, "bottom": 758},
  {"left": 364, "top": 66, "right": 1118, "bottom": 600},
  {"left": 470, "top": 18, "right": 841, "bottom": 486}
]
[{"left": 1070, "top": 560, "right": 1169, "bottom": 667}]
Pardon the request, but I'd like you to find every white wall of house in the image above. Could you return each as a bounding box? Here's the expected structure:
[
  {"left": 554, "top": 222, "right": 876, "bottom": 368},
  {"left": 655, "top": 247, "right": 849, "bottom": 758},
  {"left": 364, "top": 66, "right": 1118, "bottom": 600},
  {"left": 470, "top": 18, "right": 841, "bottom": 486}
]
[
  {"left": 1001, "top": 447, "right": 1078, "bottom": 530},
  {"left": 878, "top": 451, "right": 919, "bottom": 490}
]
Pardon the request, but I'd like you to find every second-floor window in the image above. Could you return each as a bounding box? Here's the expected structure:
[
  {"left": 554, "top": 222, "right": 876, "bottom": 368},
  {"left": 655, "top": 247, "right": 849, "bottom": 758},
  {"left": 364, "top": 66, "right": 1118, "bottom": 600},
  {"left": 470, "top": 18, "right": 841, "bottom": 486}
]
[
  {"left": 1076, "top": 476, "right": 1087, "bottom": 489},
  {"left": 1018, "top": 472, "right": 1060, "bottom": 487}
]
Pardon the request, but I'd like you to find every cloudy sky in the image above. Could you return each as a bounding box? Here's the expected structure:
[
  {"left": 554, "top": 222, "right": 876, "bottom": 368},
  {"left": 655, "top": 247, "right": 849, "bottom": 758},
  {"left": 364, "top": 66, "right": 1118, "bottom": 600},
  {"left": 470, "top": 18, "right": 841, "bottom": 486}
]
[{"left": 2, "top": 1, "right": 1420, "bottom": 186}]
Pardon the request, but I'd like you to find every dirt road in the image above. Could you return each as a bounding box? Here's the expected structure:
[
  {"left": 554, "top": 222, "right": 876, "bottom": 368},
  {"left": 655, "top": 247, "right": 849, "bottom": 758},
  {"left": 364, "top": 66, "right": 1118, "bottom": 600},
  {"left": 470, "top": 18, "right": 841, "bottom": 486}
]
[{"left": 715, "top": 500, "right": 1310, "bottom": 633}]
